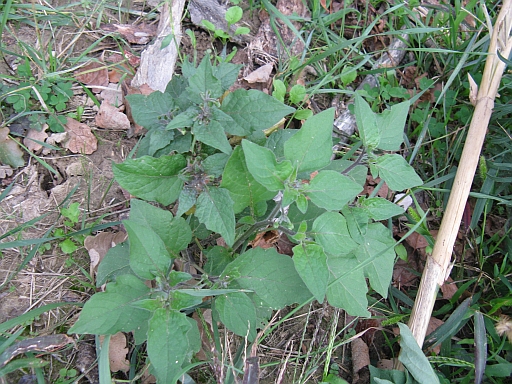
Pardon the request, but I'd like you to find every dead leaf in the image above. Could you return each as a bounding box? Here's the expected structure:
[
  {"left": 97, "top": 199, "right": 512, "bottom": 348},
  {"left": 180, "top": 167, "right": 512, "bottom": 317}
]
[
  {"left": 63, "top": 117, "right": 98, "bottom": 155},
  {"left": 468, "top": 73, "right": 478, "bottom": 107},
  {"left": 106, "top": 333, "right": 130, "bottom": 373},
  {"left": 95, "top": 101, "right": 131, "bottom": 130},
  {"left": 84, "top": 232, "right": 127, "bottom": 276},
  {"left": 23, "top": 125, "right": 48, "bottom": 153},
  {"left": 0, "top": 127, "right": 25, "bottom": 168},
  {"left": 101, "top": 23, "right": 157, "bottom": 45},
  {"left": 404, "top": 231, "right": 429, "bottom": 250},
  {"left": 0, "top": 165, "right": 14, "bottom": 178},
  {"left": 440, "top": 276, "right": 458, "bottom": 300},
  {"left": 250, "top": 230, "right": 279, "bottom": 249},
  {"left": 393, "top": 258, "right": 420, "bottom": 288},
  {"left": 351, "top": 337, "right": 370, "bottom": 381},
  {"left": 75, "top": 62, "right": 109, "bottom": 93},
  {"left": 244, "top": 63, "right": 273, "bottom": 83},
  {"left": 426, "top": 317, "right": 444, "bottom": 354},
  {"left": 99, "top": 83, "right": 124, "bottom": 106}
]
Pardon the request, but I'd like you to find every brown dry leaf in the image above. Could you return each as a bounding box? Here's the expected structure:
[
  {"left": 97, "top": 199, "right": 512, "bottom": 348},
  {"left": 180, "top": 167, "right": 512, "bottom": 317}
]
[
  {"left": 75, "top": 62, "right": 109, "bottom": 93},
  {"left": 107, "top": 333, "right": 130, "bottom": 373},
  {"left": 0, "top": 165, "right": 14, "bottom": 178},
  {"left": 244, "top": 63, "right": 273, "bottom": 83},
  {"left": 404, "top": 231, "right": 429, "bottom": 250},
  {"left": 95, "top": 101, "right": 131, "bottom": 130},
  {"left": 392, "top": 258, "right": 420, "bottom": 288},
  {"left": 23, "top": 125, "right": 48, "bottom": 153},
  {"left": 101, "top": 23, "right": 157, "bottom": 44},
  {"left": 351, "top": 337, "right": 370, "bottom": 379},
  {"left": 84, "top": 232, "right": 127, "bottom": 275},
  {"left": 426, "top": 317, "right": 444, "bottom": 354},
  {"left": 99, "top": 83, "right": 123, "bottom": 106},
  {"left": 441, "top": 276, "right": 458, "bottom": 300},
  {"left": 362, "top": 175, "right": 389, "bottom": 198},
  {"left": 250, "top": 230, "right": 279, "bottom": 249},
  {"left": 63, "top": 117, "right": 98, "bottom": 154}
]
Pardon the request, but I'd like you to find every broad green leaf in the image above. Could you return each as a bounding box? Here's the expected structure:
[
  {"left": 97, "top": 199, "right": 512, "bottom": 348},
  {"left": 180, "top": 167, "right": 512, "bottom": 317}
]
[
  {"left": 242, "top": 139, "right": 293, "bottom": 191},
  {"left": 398, "top": 323, "right": 440, "bottom": 384},
  {"left": 376, "top": 101, "right": 410, "bottom": 151},
  {"left": 221, "top": 146, "right": 275, "bottom": 213},
  {"left": 186, "top": 56, "right": 223, "bottom": 102},
  {"left": 340, "top": 66, "right": 357, "bottom": 87},
  {"left": 165, "top": 108, "right": 196, "bottom": 130},
  {"left": 272, "top": 79, "right": 286, "bottom": 102},
  {"left": 341, "top": 206, "right": 369, "bottom": 244},
  {"left": 213, "top": 62, "right": 242, "bottom": 91},
  {"left": 195, "top": 187, "right": 235, "bottom": 246},
  {"left": 371, "top": 154, "right": 423, "bottom": 191},
  {"left": 223, "top": 247, "right": 311, "bottom": 309},
  {"left": 265, "top": 129, "right": 298, "bottom": 160},
  {"left": 221, "top": 89, "right": 295, "bottom": 133},
  {"left": 216, "top": 292, "right": 257, "bottom": 340},
  {"left": 169, "top": 291, "right": 202, "bottom": 311},
  {"left": 202, "top": 153, "right": 230, "bottom": 177},
  {"left": 0, "top": 128, "right": 25, "bottom": 168},
  {"left": 96, "top": 242, "right": 132, "bottom": 287},
  {"left": 326, "top": 255, "right": 370, "bottom": 317},
  {"left": 176, "top": 187, "right": 197, "bottom": 217},
  {"left": 311, "top": 212, "right": 357, "bottom": 257},
  {"left": 169, "top": 271, "right": 193, "bottom": 286},
  {"left": 288, "top": 202, "right": 326, "bottom": 231},
  {"left": 289, "top": 84, "right": 306, "bottom": 104},
  {"left": 125, "top": 92, "right": 174, "bottom": 130},
  {"left": 164, "top": 75, "right": 191, "bottom": 110},
  {"left": 354, "top": 94, "right": 379, "bottom": 149},
  {"left": 354, "top": 222, "right": 396, "bottom": 297},
  {"left": 211, "top": 107, "right": 245, "bottom": 136},
  {"left": 306, "top": 170, "right": 362, "bottom": 210},
  {"left": 147, "top": 309, "right": 200, "bottom": 384},
  {"left": 360, "top": 197, "right": 405, "bottom": 220},
  {"left": 130, "top": 199, "right": 192, "bottom": 254},
  {"left": 124, "top": 220, "right": 173, "bottom": 279},
  {"left": 225, "top": 6, "right": 243, "bottom": 25},
  {"left": 293, "top": 243, "right": 329, "bottom": 303},
  {"left": 192, "top": 120, "right": 232, "bottom": 154},
  {"left": 137, "top": 129, "right": 174, "bottom": 157},
  {"left": 204, "top": 246, "right": 233, "bottom": 276},
  {"left": 69, "top": 274, "right": 151, "bottom": 334},
  {"left": 112, "top": 155, "right": 186, "bottom": 206},
  {"left": 284, "top": 108, "right": 335, "bottom": 173}
]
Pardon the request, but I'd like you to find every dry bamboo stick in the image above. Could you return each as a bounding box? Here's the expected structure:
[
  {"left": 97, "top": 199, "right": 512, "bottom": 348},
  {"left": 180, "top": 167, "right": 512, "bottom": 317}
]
[{"left": 407, "top": 0, "right": 512, "bottom": 348}]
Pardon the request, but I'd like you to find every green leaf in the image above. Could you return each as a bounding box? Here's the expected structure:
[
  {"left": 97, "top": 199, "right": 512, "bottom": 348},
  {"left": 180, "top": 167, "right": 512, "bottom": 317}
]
[
  {"left": 242, "top": 139, "right": 293, "bottom": 191},
  {"left": 354, "top": 222, "right": 396, "bottom": 297},
  {"left": 354, "top": 94, "right": 379, "bottom": 149},
  {"left": 272, "top": 79, "right": 286, "bottom": 102},
  {"left": 376, "top": 100, "right": 409, "bottom": 151},
  {"left": 187, "top": 56, "right": 223, "bottom": 102},
  {"left": 221, "top": 89, "right": 295, "bottom": 133},
  {"left": 204, "top": 246, "right": 233, "bottom": 276},
  {"left": 166, "top": 108, "right": 196, "bottom": 130},
  {"left": 216, "top": 292, "right": 257, "bottom": 340},
  {"left": 293, "top": 109, "right": 314, "bottom": 120},
  {"left": 0, "top": 128, "right": 25, "bottom": 168},
  {"left": 284, "top": 108, "right": 335, "bottom": 173},
  {"left": 169, "top": 291, "right": 202, "bottom": 311},
  {"left": 195, "top": 187, "right": 235, "bottom": 246},
  {"left": 221, "top": 146, "right": 276, "bottom": 213},
  {"left": 293, "top": 243, "right": 329, "bottom": 303},
  {"left": 124, "top": 220, "right": 173, "bottom": 279},
  {"left": 130, "top": 199, "right": 192, "bottom": 253},
  {"left": 213, "top": 62, "right": 242, "bottom": 91},
  {"left": 147, "top": 309, "right": 200, "bottom": 384},
  {"left": 289, "top": 84, "right": 306, "bottom": 104},
  {"left": 339, "top": 66, "right": 357, "bottom": 87},
  {"left": 359, "top": 197, "right": 405, "bottom": 220},
  {"left": 125, "top": 91, "right": 174, "bottom": 130},
  {"left": 371, "top": 154, "right": 423, "bottom": 191},
  {"left": 311, "top": 212, "right": 357, "bottom": 257},
  {"left": 176, "top": 187, "right": 197, "bottom": 217},
  {"left": 306, "top": 170, "right": 362, "bottom": 211},
  {"left": 265, "top": 129, "right": 298, "bottom": 160},
  {"left": 326, "top": 255, "right": 370, "bottom": 317},
  {"left": 192, "top": 120, "right": 232, "bottom": 154},
  {"left": 211, "top": 107, "right": 246, "bottom": 136},
  {"left": 69, "top": 274, "right": 151, "bottom": 334},
  {"left": 112, "top": 155, "right": 186, "bottom": 206},
  {"left": 96, "top": 242, "right": 132, "bottom": 287},
  {"left": 164, "top": 75, "right": 191, "bottom": 110},
  {"left": 398, "top": 323, "right": 440, "bottom": 384},
  {"left": 59, "top": 238, "right": 78, "bottom": 254},
  {"left": 223, "top": 247, "right": 311, "bottom": 309},
  {"left": 202, "top": 153, "right": 230, "bottom": 177},
  {"left": 137, "top": 129, "right": 175, "bottom": 157},
  {"left": 226, "top": 6, "right": 243, "bottom": 25}
]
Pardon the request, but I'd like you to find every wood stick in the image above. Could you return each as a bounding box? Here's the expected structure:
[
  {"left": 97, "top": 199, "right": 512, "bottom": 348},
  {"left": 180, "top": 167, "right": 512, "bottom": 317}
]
[{"left": 407, "top": 0, "right": 512, "bottom": 348}]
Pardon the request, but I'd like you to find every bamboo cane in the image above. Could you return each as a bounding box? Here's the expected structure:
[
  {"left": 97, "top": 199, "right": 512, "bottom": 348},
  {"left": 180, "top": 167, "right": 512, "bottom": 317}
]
[{"left": 407, "top": 0, "right": 512, "bottom": 348}]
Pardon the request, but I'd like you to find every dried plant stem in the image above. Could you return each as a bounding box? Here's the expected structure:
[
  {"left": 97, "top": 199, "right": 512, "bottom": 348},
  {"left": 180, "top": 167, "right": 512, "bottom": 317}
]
[{"left": 407, "top": 0, "right": 512, "bottom": 348}]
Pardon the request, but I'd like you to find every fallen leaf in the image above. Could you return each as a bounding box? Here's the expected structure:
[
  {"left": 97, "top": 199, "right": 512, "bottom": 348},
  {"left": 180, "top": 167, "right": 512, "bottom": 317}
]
[
  {"left": 244, "top": 63, "right": 273, "bottom": 83},
  {"left": 84, "top": 232, "right": 127, "bottom": 276},
  {"left": 23, "top": 125, "right": 48, "bottom": 153},
  {"left": 250, "top": 230, "right": 279, "bottom": 249},
  {"left": 99, "top": 83, "right": 124, "bottom": 106},
  {"left": 351, "top": 337, "right": 370, "bottom": 381},
  {"left": 0, "top": 127, "right": 25, "bottom": 168},
  {"left": 106, "top": 333, "right": 130, "bottom": 373},
  {"left": 404, "top": 231, "right": 429, "bottom": 250},
  {"left": 426, "top": 317, "right": 444, "bottom": 354},
  {"left": 95, "top": 101, "right": 131, "bottom": 130},
  {"left": 0, "top": 165, "right": 14, "bottom": 178},
  {"left": 440, "top": 276, "right": 458, "bottom": 300},
  {"left": 63, "top": 117, "right": 98, "bottom": 155},
  {"left": 75, "top": 61, "right": 109, "bottom": 93},
  {"left": 101, "top": 23, "right": 157, "bottom": 45}
]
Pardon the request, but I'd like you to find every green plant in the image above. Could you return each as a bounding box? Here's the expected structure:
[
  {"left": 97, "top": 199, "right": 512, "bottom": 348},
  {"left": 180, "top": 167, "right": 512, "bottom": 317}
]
[
  {"left": 68, "top": 57, "right": 423, "bottom": 382},
  {"left": 272, "top": 79, "right": 313, "bottom": 120},
  {"left": 53, "top": 202, "right": 84, "bottom": 255}
]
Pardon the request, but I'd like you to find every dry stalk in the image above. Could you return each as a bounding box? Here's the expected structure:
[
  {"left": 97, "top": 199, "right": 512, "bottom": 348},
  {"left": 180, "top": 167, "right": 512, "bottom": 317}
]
[{"left": 406, "top": 0, "right": 512, "bottom": 348}]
